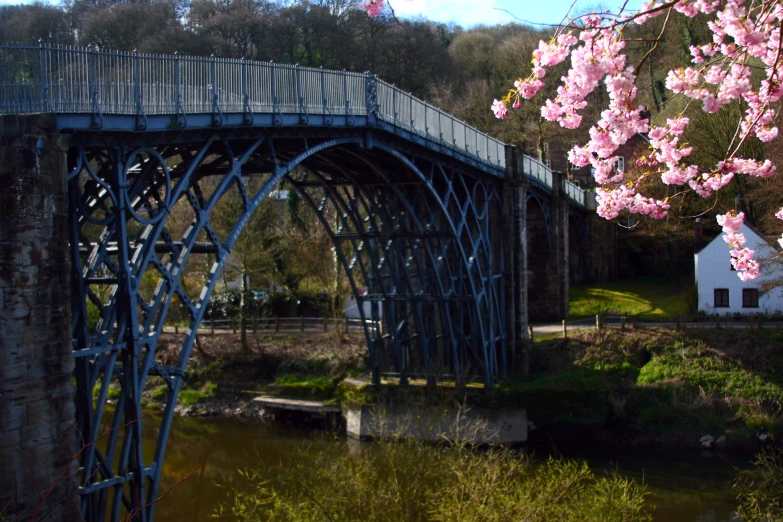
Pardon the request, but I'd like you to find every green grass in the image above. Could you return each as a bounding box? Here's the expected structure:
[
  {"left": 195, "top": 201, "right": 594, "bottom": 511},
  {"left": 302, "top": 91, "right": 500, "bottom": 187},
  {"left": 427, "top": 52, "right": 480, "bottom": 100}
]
[
  {"left": 569, "top": 277, "right": 692, "bottom": 319},
  {"left": 274, "top": 374, "right": 336, "bottom": 391},
  {"left": 637, "top": 340, "right": 783, "bottom": 406},
  {"left": 178, "top": 381, "right": 218, "bottom": 407},
  {"left": 179, "top": 389, "right": 206, "bottom": 407}
]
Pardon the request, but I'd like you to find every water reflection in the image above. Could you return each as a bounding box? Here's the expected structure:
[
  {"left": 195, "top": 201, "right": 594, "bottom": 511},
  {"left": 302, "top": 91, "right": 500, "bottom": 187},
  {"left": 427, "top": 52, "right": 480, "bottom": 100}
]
[{"left": 143, "top": 412, "right": 743, "bottom": 522}]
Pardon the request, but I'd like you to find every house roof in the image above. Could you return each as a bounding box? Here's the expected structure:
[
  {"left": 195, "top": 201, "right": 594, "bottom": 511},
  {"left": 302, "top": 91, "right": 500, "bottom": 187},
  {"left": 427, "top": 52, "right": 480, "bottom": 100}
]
[{"left": 696, "top": 222, "right": 780, "bottom": 255}]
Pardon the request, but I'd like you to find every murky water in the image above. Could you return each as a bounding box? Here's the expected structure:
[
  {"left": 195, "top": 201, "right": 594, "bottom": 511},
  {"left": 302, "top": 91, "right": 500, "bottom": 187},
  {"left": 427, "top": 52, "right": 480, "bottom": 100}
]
[{"left": 141, "top": 413, "right": 744, "bottom": 522}]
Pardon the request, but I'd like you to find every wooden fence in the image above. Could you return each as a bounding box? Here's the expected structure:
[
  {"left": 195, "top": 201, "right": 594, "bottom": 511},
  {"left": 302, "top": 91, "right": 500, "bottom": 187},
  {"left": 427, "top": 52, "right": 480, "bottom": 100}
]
[{"left": 170, "top": 316, "right": 380, "bottom": 335}]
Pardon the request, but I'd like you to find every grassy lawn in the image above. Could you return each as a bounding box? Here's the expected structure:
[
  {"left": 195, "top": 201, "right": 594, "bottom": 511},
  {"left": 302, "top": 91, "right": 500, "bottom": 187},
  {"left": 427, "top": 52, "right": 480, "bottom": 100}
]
[{"left": 570, "top": 277, "right": 693, "bottom": 320}]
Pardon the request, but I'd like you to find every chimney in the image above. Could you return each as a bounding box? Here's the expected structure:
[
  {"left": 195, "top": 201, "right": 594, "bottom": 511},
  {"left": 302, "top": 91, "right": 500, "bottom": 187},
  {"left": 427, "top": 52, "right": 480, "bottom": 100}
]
[{"left": 694, "top": 218, "right": 703, "bottom": 251}]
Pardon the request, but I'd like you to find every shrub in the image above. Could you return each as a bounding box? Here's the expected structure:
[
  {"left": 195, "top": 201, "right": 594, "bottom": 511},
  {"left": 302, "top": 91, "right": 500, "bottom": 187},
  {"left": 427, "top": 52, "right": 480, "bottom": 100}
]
[{"left": 216, "top": 439, "right": 651, "bottom": 522}]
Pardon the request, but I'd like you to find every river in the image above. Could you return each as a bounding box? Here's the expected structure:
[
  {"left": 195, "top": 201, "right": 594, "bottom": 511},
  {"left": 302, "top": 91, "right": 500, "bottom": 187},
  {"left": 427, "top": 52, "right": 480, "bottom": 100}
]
[{"left": 140, "top": 413, "right": 744, "bottom": 522}]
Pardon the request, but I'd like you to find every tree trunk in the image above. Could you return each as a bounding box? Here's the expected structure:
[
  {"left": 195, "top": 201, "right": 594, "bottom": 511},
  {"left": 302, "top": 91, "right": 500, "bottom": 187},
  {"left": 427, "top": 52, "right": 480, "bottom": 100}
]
[
  {"left": 240, "top": 270, "right": 250, "bottom": 353},
  {"left": 194, "top": 335, "right": 213, "bottom": 360}
]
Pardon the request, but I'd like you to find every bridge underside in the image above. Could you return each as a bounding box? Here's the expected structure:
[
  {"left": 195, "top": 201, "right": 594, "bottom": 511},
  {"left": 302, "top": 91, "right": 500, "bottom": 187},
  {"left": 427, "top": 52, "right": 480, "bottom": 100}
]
[{"left": 67, "top": 127, "right": 506, "bottom": 520}]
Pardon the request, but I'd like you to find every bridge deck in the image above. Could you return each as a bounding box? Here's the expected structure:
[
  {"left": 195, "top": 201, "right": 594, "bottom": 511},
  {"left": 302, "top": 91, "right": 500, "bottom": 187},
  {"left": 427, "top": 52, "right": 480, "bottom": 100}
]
[{"left": 0, "top": 43, "right": 590, "bottom": 207}]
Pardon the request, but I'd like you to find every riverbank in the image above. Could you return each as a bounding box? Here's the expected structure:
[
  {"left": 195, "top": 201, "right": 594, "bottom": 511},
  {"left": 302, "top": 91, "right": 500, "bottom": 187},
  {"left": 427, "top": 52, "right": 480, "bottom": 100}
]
[
  {"left": 519, "top": 326, "right": 783, "bottom": 450},
  {"left": 136, "top": 325, "right": 783, "bottom": 451}
]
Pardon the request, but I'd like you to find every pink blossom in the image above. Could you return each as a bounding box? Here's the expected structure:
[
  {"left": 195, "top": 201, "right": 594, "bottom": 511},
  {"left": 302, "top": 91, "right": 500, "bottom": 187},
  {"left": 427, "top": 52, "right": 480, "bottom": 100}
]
[
  {"left": 515, "top": 78, "right": 544, "bottom": 99},
  {"left": 491, "top": 99, "right": 508, "bottom": 119},
  {"left": 490, "top": 0, "right": 783, "bottom": 279},
  {"left": 717, "top": 211, "right": 744, "bottom": 234},
  {"left": 362, "top": 0, "right": 383, "bottom": 17},
  {"left": 723, "top": 232, "right": 746, "bottom": 247},
  {"left": 776, "top": 208, "right": 783, "bottom": 221}
]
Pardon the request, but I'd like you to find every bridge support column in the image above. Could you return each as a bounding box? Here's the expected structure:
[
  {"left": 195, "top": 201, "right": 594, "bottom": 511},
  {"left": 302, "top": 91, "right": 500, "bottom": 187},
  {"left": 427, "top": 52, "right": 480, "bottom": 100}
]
[
  {"left": 504, "top": 146, "right": 529, "bottom": 376},
  {"left": 0, "top": 116, "right": 78, "bottom": 519},
  {"left": 548, "top": 171, "right": 570, "bottom": 321}
]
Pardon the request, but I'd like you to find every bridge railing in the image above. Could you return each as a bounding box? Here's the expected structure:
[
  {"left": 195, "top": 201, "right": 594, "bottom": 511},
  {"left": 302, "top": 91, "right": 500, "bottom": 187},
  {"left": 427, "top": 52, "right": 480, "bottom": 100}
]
[
  {"left": 563, "top": 179, "right": 587, "bottom": 206},
  {"left": 0, "top": 43, "right": 596, "bottom": 207},
  {"left": 521, "top": 155, "right": 553, "bottom": 190},
  {"left": 0, "top": 42, "right": 507, "bottom": 170}
]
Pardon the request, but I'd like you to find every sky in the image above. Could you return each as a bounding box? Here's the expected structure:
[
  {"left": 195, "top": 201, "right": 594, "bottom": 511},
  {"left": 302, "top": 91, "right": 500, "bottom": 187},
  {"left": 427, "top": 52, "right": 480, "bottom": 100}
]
[
  {"left": 390, "top": 0, "right": 644, "bottom": 28},
  {"left": 0, "top": 0, "right": 644, "bottom": 28}
]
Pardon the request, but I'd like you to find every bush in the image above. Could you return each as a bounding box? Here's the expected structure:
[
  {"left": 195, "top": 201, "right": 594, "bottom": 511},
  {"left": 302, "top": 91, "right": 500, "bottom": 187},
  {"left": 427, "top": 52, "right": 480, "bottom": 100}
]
[
  {"left": 216, "top": 439, "right": 651, "bottom": 522},
  {"left": 734, "top": 448, "right": 783, "bottom": 522}
]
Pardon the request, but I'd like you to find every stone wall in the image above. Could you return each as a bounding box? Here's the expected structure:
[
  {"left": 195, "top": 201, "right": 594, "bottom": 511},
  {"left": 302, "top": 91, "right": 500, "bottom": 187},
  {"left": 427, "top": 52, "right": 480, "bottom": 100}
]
[{"left": 0, "top": 116, "right": 78, "bottom": 520}]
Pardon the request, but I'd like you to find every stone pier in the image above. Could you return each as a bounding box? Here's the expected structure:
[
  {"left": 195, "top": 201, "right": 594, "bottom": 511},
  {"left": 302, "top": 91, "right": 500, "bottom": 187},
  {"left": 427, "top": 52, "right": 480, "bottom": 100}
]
[{"left": 0, "top": 115, "right": 78, "bottom": 520}]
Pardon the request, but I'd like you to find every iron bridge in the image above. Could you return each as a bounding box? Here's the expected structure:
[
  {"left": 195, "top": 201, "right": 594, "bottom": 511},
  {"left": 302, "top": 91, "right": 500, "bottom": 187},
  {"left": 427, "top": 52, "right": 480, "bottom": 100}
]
[{"left": 0, "top": 42, "right": 592, "bottom": 522}]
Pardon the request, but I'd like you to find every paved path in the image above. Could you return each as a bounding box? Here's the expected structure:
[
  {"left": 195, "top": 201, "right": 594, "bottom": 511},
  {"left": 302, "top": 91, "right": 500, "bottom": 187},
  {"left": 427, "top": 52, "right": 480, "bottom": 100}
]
[{"left": 530, "top": 318, "right": 783, "bottom": 335}]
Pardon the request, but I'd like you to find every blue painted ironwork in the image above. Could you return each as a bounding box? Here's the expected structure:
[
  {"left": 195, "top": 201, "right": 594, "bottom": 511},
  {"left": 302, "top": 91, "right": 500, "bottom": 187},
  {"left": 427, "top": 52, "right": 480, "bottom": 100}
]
[
  {"left": 65, "top": 133, "right": 507, "bottom": 520},
  {"left": 0, "top": 43, "right": 594, "bottom": 522},
  {"left": 0, "top": 42, "right": 589, "bottom": 203}
]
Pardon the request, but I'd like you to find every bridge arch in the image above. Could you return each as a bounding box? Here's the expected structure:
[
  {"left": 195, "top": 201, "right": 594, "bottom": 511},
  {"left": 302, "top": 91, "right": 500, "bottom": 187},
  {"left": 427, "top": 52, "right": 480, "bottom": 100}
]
[
  {"left": 67, "top": 132, "right": 506, "bottom": 520},
  {"left": 525, "top": 191, "right": 552, "bottom": 322}
]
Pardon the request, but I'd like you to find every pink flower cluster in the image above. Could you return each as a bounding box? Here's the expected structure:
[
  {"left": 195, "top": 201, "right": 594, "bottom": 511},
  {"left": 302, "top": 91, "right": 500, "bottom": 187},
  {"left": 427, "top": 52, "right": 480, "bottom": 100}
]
[
  {"left": 777, "top": 208, "right": 783, "bottom": 249},
  {"left": 493, "top": 0, "right": 783, "bottom": 281},
  {"left": 596, "top": 186, "right": 670, "bottom": 220},
  {"left": 716, "top": 212, "right": 760, "bottom": 281},
  {"left": 362, "top": 0, "right": 383, "bottom": 18}
]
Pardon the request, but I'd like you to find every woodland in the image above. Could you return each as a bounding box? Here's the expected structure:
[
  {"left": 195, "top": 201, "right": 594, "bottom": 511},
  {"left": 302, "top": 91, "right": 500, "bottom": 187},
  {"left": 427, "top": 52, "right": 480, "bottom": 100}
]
[{"left": 2, "top": 0, "right": 782, "bottom": 298}]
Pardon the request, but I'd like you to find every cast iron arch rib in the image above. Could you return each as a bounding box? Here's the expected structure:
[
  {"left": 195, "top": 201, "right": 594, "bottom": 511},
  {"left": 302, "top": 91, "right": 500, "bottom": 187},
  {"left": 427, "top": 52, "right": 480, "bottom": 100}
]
[{"left": 68, "top": 134, "right": 507, "bottom": 521}]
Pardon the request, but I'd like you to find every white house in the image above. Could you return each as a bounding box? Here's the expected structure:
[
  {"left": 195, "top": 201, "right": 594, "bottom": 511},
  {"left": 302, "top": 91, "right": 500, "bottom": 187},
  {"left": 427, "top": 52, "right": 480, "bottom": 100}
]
[{"left": 695, "top": 224, "right": 783, "bottom": 315}]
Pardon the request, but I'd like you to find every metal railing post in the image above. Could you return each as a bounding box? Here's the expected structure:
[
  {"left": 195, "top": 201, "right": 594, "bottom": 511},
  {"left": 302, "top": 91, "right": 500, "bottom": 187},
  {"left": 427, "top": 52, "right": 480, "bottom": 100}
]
[
  {"left": 210, "top": 54, "right": 222, "bottom": 126},
  {"left": 242, "top": 56, "right": 252, "bottom": 125},
  {"left": 320, "top": 66, "right": 327, "bottom": 113},
  {"left": 392, "top": 84, "right": 397, "bottom": 124},
  {"left": 133, "top": 48, "right": 145, "bottom": 130},
  {"left": 89, "top": 44, "right": 103, "bottom": 129},
  {"left": 295, "top": 64, "right": 308, "bottom": 124},
  {"left": 270, "top": 61, "right": 281, "bottom": 125},
  {"left": 343, "top": 70, "right": 352, "bottom": 124},
  {"left": 410, "top": 92, "right": 414, "bottom": 130},
  {"left": 38, "top": 39, "right": 53, "bottom": 112}
]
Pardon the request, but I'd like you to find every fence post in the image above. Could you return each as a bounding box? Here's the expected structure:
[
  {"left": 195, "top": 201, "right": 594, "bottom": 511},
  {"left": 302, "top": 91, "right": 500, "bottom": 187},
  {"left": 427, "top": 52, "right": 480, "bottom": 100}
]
[
  {"left": 300, "top": 316, "right": 305, "bottom": 332},
  {"left": 320, "top": 66, "right": 327, "bottom": 115},
  {"left": 276, "top": 316, "right": 280, "bottom": 332},
  {"left": 343, "top": 70, "right": 351, "bottom": 120},
  {"left": 210, "top": 53, "right": 221, "bottom": 126},
  {"left": 133, "top": 48, "right": 144, "bottom": 130},
  {"left": 38, "top": 39, "right": 53, "bottom": 112},
  {"left": 596, "top": 314, "right": 602, "bottom": 331},
  {"left": 210, "top": 320, "right": 215, "bottom": 335},
  {"left": 528, "top": 325, "right": 534, "bottom": 343},
  {"left": 562, "top": 319, "right": 567, "bottom": 342},
  {"left": 621, "top": 315, "right": 626, "bottom": 330},
  {"left": 242, "top": 55, "right": 252, "bottom": 125},
  {"left": 323, "top": 317, "right": 328, "bottom": 332},
  {"left": 89, "top": 44, "right": 102, "bottom": 129},
  {"left": 676, "top": 315, "right": 681, "bottom": 330},
  {"left": 392, "top": 83, "right": 397, "bottom": 124},
  {"left": 174, "top": 325, "right": 179, "bottom": 334}
]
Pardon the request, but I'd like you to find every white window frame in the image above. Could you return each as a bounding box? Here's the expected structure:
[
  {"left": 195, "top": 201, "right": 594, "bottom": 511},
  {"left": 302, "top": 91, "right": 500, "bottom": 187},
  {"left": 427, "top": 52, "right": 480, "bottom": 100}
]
[{"left": 615, "top": 156, "right": 625, "bottom": 173}]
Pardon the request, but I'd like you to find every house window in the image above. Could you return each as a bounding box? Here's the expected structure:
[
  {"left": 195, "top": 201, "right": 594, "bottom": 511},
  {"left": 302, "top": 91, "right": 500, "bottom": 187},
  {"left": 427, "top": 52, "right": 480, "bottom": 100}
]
[
  {"left": 545, "top": 159, "right": 552, "bottom": 169},
  {"left": 714, "top": 288, "right": 729, "bottom": 308},
  {"left": 742, "top": 288, "right": 759, "bottom": 308},
  {"left": 615, "top": 156, "right": 625, "bottom": 173}
]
